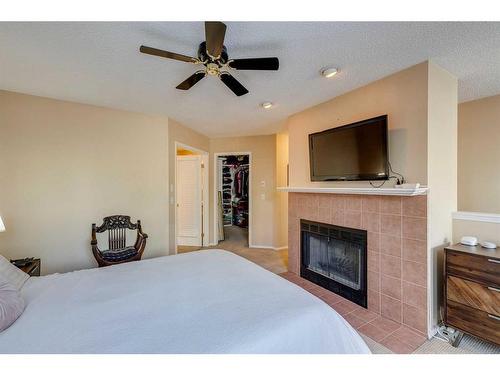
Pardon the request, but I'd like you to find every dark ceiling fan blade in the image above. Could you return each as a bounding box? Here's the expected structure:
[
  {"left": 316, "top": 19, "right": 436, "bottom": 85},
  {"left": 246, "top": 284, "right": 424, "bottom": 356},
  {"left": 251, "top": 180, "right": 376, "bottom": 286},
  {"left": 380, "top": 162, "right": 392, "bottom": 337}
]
[
  {"left": 220, "top": 73, "right": 249, "bottom": 96},
  {"left": 229, "top": 57, "right": 279, "bottom": 70},
  {"left": 176, "top": 71, "right": 206, "bottom": 90},
  {"left": 205, "top": 21, "right": 226, "bottom": 58},
  {"left": 139, "top": 45, "right": 196, "bottom": 63}
]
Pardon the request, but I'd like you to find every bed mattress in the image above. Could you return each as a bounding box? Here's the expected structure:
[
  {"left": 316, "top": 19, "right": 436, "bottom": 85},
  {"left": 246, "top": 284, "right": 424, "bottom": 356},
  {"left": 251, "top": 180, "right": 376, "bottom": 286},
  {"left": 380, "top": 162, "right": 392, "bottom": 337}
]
[{"left": 0, "top": 249, "right": 370, "bottom": 354}]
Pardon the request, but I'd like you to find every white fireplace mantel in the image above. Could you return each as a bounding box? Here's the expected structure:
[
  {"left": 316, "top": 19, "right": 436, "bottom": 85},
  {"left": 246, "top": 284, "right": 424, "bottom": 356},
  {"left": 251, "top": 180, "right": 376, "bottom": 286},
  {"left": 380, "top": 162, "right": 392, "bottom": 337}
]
[{"left": 277, "top": 186, "right": 428, "bottom": 196}]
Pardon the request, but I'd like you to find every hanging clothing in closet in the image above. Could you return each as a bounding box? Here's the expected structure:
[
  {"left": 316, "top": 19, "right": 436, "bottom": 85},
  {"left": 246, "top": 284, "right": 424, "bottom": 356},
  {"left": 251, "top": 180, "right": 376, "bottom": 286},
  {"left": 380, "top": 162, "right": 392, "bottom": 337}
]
[
  {"left": 219, "top": 155, "right": 249, "bottom": 228},
  {"left": 231, "top": 165, "right": 249, "bottom": 227},
  {"left": 233, "top": 167, "right": 249, "bottom": 199}
]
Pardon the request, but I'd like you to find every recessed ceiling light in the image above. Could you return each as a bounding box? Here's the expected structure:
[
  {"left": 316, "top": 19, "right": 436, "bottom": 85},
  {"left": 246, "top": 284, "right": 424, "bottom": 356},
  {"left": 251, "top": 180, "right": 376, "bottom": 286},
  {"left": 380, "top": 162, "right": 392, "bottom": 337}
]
[
  {"left": 321, "top": 67, "right": 339, "bottom": 78},
  {"left": 261, "top": 102, "right": 274, "bottom": 109}
]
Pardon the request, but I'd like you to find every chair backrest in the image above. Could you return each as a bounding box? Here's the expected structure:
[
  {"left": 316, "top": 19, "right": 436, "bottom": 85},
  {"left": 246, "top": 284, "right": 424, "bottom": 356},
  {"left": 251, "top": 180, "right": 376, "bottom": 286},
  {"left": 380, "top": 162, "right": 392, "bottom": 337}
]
[{"left": 93, "top": 215, "right": 139, "bottom": 251}]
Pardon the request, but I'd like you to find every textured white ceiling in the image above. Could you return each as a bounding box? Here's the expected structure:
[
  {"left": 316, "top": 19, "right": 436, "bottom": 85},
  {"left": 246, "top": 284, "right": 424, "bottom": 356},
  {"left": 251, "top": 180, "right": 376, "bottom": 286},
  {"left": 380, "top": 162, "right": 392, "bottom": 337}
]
[{"left": 1, "top": 22, "right": 499, "bottom": 137}]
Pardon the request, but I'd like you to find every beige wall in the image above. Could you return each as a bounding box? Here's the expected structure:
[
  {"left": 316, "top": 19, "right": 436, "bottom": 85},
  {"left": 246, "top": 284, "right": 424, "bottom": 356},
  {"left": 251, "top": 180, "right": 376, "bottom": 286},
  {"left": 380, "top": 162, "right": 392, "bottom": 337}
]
[
  {"left": 0, "top": 90, "right": 283, "bottom": 268},
  {"left": 275, "top": 132, "right": 289, "bottom": 248},
  {"left": 453, "top": 219, "right": 500, "bottom": 244},
  {"left": 286, "top": 62, "right": 429, "bottom": 188},
  {"left": 168, "top": 119, "right": 210, "bottom": 253},
  {"left": 452, "top": 94, "right": 500, "bottom": 257},
  {"left": 0, "top": 90, "right": 169, "bottom": 274},
  {"left": 426, "top": 63, "right": 458, "bottom": 335},
  {"left": 458, "top": 94, "right": 500, "bottom": 213},
  {"left": 209, "top": 135, "right": 277, "bottom": 248}
]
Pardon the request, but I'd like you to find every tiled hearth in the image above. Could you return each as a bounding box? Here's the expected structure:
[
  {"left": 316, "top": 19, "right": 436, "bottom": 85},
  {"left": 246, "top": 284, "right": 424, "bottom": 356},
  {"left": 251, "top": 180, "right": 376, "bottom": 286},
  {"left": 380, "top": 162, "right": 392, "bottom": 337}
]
[
  {"left": 288, "top": 192, "right": 428, "bottom": 342},
  {"left": 280, "top": 271, "right": 427, "bottom": 353}
]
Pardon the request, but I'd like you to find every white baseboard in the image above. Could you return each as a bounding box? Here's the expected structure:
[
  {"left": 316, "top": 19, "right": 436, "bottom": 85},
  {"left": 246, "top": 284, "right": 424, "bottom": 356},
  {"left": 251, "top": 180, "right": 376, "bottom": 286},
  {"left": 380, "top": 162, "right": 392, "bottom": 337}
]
[
  {"left": 272, "top": 246, "right": 288, "bottom": 251},
  {"left": 428, "top": 324, "right": 439, "bottom": 340},
  {"left": 208, "top": 241, "right": 288, "bottom": 251},
  {"left": 249, "top": 244, "right": 288, "bottom": 251}
]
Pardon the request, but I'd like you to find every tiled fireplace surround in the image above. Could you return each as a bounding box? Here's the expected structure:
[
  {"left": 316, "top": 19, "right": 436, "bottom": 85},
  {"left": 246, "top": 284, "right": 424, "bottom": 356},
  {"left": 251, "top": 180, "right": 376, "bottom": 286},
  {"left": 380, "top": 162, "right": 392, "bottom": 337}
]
[{"left": 288, "top": 193, "right": 428, "bottom": 340}]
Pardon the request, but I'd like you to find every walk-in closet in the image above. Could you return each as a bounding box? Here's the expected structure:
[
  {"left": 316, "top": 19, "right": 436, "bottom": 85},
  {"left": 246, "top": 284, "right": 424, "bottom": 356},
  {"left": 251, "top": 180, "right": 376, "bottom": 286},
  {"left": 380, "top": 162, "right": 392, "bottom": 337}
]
[{"left": 217, "top": 154, "right": 250, "bottom": 244}]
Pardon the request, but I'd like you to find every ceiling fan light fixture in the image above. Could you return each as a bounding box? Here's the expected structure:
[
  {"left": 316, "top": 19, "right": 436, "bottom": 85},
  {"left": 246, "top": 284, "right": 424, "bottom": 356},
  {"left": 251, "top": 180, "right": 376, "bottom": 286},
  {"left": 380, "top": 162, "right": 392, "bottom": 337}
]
[
  {"left": 261, "top": 102, "right": 274, "bottom": 109},
  {"left": 139, "top": 21, "right": 279, "bottom": 96},
  {"left": 321, "top": 67, "right": 339, "bottom": 78}
]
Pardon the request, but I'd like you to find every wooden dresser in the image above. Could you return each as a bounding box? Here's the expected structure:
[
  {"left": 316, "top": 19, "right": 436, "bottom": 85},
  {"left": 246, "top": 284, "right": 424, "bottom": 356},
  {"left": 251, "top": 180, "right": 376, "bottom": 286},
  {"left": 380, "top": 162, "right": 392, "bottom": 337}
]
[{"left": 444, "top": 244, "right": 500, "bottom": 346}]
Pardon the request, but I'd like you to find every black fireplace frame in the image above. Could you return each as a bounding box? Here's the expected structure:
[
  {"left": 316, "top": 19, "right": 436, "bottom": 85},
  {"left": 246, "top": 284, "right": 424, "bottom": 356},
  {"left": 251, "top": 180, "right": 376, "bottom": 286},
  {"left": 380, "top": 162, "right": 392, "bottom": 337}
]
[{"left": 300, "top": 219, "right": 368, "bottom": 308}]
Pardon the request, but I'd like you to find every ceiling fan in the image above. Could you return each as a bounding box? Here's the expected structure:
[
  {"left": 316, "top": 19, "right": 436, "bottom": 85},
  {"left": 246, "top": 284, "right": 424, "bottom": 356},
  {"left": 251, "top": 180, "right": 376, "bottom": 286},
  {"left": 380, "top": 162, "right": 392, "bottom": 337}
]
[{"left": 139, "top": 21, "right": 279, "bottom": 97}]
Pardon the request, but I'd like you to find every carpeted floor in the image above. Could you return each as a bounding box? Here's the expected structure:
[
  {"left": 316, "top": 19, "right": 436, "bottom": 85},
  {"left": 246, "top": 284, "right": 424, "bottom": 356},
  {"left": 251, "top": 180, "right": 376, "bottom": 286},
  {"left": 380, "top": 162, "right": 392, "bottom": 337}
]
[
  {"left": 177, "top": 226, "right": 288, "bottom": 274},
  {"left": 412, "top": 334, "right": 500, "bottom": 354},
  {"left": 177, "top": 226, "right": 499, "bottom": 354},
  {"left": 364, "top": 332, "right": 499, "bottom": 354}
]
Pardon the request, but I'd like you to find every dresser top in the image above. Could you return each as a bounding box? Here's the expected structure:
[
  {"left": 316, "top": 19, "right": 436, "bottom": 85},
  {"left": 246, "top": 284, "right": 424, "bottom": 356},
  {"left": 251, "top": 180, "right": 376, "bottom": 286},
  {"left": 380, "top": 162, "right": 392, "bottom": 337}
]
[{"left": 446, "top": 243, "right": 500, "bottom": 258}]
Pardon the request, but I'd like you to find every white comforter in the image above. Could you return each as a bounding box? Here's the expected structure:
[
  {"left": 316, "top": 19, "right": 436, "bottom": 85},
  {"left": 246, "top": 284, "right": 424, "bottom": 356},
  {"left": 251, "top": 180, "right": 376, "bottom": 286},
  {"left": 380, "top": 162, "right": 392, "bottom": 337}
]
[{"left": 0, "top": 250, "right": 370, "bottom": 354}]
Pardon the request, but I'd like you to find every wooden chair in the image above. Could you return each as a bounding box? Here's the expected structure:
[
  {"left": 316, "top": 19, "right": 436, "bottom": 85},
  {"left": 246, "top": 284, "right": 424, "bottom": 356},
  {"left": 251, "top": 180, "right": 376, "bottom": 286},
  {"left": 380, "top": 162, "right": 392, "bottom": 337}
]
[{"left": 91, "top": 215, "right": 148, "bottom": 267}]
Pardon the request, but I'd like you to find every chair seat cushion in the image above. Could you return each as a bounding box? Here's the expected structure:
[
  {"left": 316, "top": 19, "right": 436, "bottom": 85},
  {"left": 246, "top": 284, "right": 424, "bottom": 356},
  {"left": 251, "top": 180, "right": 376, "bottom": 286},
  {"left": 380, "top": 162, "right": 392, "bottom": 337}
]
[{"left": 101, "top": 247, "right": 138, "bottom": 262}]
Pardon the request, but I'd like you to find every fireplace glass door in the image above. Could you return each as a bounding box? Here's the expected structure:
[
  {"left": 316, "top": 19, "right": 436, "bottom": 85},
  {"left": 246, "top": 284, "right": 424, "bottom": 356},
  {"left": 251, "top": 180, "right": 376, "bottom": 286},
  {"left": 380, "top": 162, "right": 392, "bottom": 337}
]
[
  {"left": 300, "top": 220, "right": 367, "bottom": 307},
  {"left": 306, "top": 233, "right": 362, "bottom": 290}
]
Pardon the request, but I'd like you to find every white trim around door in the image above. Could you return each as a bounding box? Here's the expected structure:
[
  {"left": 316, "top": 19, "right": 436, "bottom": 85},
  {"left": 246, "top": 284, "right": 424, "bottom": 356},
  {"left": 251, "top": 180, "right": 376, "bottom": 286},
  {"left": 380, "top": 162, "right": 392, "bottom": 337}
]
[
  {"left": 213, "top": 152, "right": 252, "bottom": 247},
  {"left": 176, "top": 155, "right": 203, "bottom": 246},
  {"left": 174, "top": 142, "right": 209, "bottom": 254}
]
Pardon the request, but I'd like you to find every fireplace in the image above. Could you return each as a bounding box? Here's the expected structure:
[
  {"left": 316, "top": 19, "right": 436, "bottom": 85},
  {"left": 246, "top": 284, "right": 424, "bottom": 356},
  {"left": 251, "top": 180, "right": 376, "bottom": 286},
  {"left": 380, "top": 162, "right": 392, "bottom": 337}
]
[{"left": 300, "top": 219, "right": 367, "bottom": 308}]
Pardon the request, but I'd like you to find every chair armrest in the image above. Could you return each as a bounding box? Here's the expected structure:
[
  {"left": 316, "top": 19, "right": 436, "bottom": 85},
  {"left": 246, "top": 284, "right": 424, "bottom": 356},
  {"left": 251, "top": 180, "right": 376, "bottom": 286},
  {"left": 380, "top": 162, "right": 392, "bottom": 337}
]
[{"left": 137, "top": 229, "right": 148, "bottom": 239}]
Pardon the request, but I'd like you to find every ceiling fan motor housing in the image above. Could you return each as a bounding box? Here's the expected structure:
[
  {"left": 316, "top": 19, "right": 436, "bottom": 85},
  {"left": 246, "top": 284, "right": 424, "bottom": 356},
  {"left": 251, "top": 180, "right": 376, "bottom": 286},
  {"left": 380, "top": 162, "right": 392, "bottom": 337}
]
[{"left": 198, "top": 41, "right": 228, "bottom": 64}]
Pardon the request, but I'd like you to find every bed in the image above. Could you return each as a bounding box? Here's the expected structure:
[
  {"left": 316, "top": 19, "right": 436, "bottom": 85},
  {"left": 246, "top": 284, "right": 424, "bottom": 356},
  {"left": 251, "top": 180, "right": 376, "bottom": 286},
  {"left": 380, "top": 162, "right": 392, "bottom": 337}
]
[{"left": 0, "top": 249, "right": 370, "bottom": 354}]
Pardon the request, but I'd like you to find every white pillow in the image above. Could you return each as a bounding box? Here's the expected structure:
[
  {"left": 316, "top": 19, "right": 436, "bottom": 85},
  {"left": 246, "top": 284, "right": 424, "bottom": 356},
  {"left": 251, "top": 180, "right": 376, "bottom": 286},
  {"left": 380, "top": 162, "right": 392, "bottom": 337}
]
[
  {"left": 0, "top": 276, "right": 25, "bottom": 332},
  {"left": 0, "top": 255, "right": 30, "bottom": 290}
]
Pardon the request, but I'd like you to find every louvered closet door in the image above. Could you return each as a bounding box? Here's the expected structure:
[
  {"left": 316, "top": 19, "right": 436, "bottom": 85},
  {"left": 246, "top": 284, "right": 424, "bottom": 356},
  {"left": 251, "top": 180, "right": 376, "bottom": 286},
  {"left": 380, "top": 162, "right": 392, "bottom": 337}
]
[{"left": 176, "top": 155, "right": 202, "bottom": 246}]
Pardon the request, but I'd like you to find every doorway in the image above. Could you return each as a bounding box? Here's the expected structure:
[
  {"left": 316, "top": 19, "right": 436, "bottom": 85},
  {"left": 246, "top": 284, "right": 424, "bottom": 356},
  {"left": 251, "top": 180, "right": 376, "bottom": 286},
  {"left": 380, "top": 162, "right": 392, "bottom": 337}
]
[
  {"left": 214, "top": 153, "right": 251, "bottom": 248},
  {"left": 175, "top": 143, "right": 209, "bottom": 251}
]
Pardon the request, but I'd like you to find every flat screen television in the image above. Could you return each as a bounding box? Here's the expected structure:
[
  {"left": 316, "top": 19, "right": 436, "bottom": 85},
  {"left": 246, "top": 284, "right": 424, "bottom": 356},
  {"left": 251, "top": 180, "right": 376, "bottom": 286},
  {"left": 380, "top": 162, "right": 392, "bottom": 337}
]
[{"left": 309, "top": 115, "right": 389, "bottom": 181}]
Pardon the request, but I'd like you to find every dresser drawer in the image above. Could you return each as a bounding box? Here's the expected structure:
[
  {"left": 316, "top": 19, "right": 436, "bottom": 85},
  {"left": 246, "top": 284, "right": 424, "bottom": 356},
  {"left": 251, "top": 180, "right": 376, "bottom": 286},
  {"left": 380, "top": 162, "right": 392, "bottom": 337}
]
[
  {"left": 447, "top": 276, "right": 500, "bottom": 316},
  {"left": 446, "top": 300, "right": 500, "bottom": 345},
  {"left": 446, "top": 250, "right": 500, "bottom": 286}
]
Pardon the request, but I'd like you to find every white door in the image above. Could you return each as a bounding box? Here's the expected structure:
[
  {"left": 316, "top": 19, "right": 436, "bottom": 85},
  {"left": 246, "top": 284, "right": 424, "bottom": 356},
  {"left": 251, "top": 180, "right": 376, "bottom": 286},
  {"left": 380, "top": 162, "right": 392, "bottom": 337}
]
[{"left": 176, "top": 155, "right": 202, "bottom": 246}]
